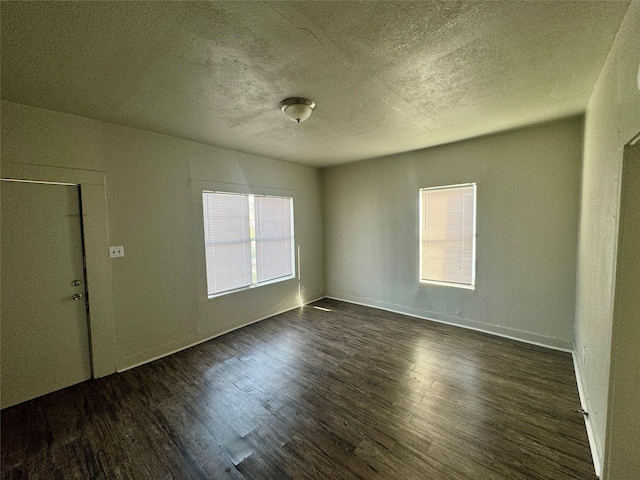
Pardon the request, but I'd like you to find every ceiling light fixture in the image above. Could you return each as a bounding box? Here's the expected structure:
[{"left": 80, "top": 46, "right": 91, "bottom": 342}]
[{"left": 279, "top": 97, "right": 316, "bottom": 123}]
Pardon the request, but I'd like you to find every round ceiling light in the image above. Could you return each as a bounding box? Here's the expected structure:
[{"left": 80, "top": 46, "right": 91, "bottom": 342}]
[{"left": 279, "top": 97, "right": 316, "bottom": 123}]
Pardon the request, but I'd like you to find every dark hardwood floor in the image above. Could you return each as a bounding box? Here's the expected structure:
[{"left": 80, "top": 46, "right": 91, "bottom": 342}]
[{"left": 1, "top": 299, "right": 596, "bottom": 479}]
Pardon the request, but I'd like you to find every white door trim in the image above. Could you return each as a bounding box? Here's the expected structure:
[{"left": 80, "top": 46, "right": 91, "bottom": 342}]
[{"left": 1, "top": 162, "right": 116, "bottom": 378}]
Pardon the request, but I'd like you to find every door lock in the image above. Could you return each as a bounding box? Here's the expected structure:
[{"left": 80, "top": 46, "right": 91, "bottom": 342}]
[
  {"left": 72, "top": 293, "right": 84, "bottom": 301},
  {"left": 72, "top": 279, "right": 82, "bottom": 286}
]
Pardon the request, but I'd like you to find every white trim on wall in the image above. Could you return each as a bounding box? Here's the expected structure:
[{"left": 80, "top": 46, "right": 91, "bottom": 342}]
[
  {"left": 325, "top": 295, "right": 574, "bottom": 352},
  {"left": 117, "top": 295, "right": 323, "bottom": 372},
  {"left": 573, "top": 353, "right": 603, "bottom": 478}
]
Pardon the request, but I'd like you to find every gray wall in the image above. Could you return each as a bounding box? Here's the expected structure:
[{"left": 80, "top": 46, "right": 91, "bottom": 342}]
[
  {"left": 575, "top": 2, "right": 640, "bottom": 476},
  {"left": 1, "top": 100, "right": 325, "bottom": 371},
  {"left": 323, "top": 117, "right": 582, "bottom": 350}
]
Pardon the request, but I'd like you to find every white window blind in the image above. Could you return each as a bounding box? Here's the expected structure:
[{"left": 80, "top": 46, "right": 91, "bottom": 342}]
[
  {"left": 202, "top": 191, "right": 294, "bottom": 297},
  {"left": 420, "top": 183, "right": 476, "bottom": 288},
  {"left": 203, "top": 193, "right": 252, "bottom": 295},
  {"left": 254, "top": 196, "right": 294, "bottom": 283}
]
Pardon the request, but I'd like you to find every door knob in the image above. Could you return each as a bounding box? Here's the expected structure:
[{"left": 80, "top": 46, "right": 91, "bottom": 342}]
[
  {"left": 72, "top": 293, "right": 83, "bottom": 301},
  {"left": 72, "top": 279, "right": 82, "bottom": 286}
]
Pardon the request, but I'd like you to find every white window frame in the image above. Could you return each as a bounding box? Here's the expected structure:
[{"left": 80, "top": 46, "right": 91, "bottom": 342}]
[
  {"left": 202, "top": 190, "right": 295, "bottom": 298},
  {"left": 419, "top": 183, "right": 477, "bottom": 290}
]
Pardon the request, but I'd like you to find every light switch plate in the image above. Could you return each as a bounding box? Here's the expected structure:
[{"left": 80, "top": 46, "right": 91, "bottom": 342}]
[{"left": 109, "top": 246, "right": 125, "bottom": 258}]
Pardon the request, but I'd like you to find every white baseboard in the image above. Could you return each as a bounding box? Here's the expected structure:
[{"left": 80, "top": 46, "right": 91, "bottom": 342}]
[
  {"left": 323, "top": 295, "right": 600, "bottom": 474},
  {"left": 573, "top": 353, "right": 603, "bottom": 478},
  {"left": 117, "top": 295, "right": 324, "bottom": 373},
  {"left": 117, "top": 293, "right": 602, "bottom": 479},
  {"left": 324, "top": 295, "right": 573, "bottom": 353}
]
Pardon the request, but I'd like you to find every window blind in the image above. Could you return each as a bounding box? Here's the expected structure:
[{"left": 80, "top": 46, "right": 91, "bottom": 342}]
[
  {"left": 254, "top": 196, "right": 293, "bottom": 283},
  {"left": 420, "top": 184, "right": 476, "bottom": 287},
  {"left": 202, "top": 192, "right": 252, "bottom": 295},
  {"left": 202, "top": 191, "right": 295, "bottom": 297}
]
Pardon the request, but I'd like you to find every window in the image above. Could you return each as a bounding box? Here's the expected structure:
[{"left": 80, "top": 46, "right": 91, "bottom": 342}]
[
  {"left": 202, "top": 191, "right": 294, "bottom": 297},
  {"left": 419, "top": 183, "right": 476, "bottom": 289}
]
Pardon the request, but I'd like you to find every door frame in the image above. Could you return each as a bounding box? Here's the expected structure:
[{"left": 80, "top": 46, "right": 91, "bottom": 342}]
[
  {"left": 1, "top": 162, "right": 116, "bottom": 378},
  {"left": 603, "top": 132, "right": 640, "bottom": 479}
]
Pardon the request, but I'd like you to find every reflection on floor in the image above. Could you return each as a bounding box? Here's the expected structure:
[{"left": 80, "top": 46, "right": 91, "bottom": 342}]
[{"left": 1, "top": 299, "right": 596, "bottom": 479}]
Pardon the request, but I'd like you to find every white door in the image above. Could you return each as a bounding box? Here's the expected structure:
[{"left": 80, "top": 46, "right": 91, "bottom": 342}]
[{"left": 1, "top": 180, "right": 92, "bottom": 409}]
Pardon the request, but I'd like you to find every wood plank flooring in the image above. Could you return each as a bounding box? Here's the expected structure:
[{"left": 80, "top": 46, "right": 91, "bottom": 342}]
[{"left": 1, "top": 299, "right": 596, "bottom": 479}]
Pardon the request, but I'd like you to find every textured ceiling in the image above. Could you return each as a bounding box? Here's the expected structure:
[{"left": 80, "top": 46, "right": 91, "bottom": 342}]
[{"left": 0, "top": 1, "right": 630, "bottom": 167}]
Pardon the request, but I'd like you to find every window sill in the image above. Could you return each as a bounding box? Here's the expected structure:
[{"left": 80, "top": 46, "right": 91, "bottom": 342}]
[
  {"left": 208, "top": 274, "right": 296, "bottom": 300},
  {"left": 419, "top": 279, "right": 476, "bottom": 291}
]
